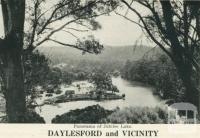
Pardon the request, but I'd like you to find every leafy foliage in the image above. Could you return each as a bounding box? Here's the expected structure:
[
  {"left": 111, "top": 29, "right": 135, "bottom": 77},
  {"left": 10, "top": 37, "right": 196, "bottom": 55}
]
[
  {"left": 51, "top": 104, "right": 113, "bottom": 123},
  {"left": 51, "top": 105, "right": 168, "bottom": 124},
  {"left": 25, "top": 0, "right": 119, "bottom": 53},
  {"left": 0, "top": 0, "right": 120, "bottom": 123},
  {"left": 0, "top": 111, "right": 45, "bottom": 123},
  {"left": 24, "top": 50, "right": 51, "bottom": 95},
  {"left": 102, "top": 106, "right": 168, "bottom": 124},
  {"left": 23, "top": 111, "right": 45, "bottom": 123},
  {"left": 90, "top": 71, "right": 112, "bottom": 89},
  {"left": 120, "top": 0, "right": 200, "bottom": 107},
  {"left": 89, "top": 70, "right": 119, "bottom": 92},
  {"left": 122, "top": 54, "right": 186, "bottom": 102}
]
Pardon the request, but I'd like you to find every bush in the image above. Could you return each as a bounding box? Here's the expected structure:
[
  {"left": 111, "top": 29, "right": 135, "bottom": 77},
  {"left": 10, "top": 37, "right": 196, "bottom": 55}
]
[
  {"left": 0, "top": 111, "right": 45, "bottom": 123},
  {"left": 102, "top": 106, "right": 168, "bottom": 124},
  {"left": 24, "top": 111, "right": 45, "bottom": 123},
  {"left": 52, "top": 104, "right": 113, "bottom": 123}
]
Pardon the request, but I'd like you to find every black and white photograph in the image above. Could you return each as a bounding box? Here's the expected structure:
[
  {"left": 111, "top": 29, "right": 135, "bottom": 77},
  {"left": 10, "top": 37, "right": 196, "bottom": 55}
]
[{"left": 0, "top": 0, "right": 200, "bottom": 125}]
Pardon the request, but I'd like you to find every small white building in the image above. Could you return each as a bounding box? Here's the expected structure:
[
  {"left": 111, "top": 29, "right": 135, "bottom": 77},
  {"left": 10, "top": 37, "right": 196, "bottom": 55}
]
[{"left": 168, "top": 102, "right": 197, "bottom": 124}]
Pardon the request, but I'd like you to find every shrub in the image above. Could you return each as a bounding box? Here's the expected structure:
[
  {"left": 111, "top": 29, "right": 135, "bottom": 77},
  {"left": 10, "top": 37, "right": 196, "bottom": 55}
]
[
  {"left": 52, "top": 104, "right": 113, "bottom": 123},
  {"left": 101, "top": 106, "right": 168, "bottom": 124},
  {"left": 24, "top": 111, "right": 45, "bottom": 123},
  {"left": 0, "top": 111, "right": 45, "bottom": 123}
]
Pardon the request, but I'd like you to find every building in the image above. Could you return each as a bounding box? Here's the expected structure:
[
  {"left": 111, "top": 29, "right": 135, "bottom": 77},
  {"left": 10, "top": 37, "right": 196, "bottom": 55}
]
[{"left": 168, "top": 102, "right": 197, "bottom": 124}]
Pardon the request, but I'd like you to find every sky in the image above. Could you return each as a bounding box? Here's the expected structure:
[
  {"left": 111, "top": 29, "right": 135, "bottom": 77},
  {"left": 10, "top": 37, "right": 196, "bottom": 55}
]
[
  {"left": 0, "top": 6, "right": 4, "bottom": 39},
  {"left": 0, "top": 2, "right": 152, "bottom": 47},
  {"left": 91, "top": 12, "right": 147, "bottom": 46}
]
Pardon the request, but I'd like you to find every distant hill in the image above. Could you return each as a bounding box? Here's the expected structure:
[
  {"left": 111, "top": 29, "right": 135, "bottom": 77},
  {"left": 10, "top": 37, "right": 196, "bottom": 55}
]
[{"left": 37, "top": 45, "right": 163, "bottom": 65}]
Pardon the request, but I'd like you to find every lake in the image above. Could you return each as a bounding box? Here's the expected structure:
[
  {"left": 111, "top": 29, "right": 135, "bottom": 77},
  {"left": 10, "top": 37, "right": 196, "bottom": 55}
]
[{"left": 36, "top": 77, "right": 164, "bottom": 123}]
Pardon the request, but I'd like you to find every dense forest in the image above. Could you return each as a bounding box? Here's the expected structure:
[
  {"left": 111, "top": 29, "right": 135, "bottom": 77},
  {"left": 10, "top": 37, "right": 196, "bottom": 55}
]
[
  {"left": 39, "top": 45, "right": 187, "bottom": 103},
  {"left": 121, "top": 54, "right": 186, "bottom": 103},
  {"left": 38, "top": 45, "right": 162, "bottom": 72}
]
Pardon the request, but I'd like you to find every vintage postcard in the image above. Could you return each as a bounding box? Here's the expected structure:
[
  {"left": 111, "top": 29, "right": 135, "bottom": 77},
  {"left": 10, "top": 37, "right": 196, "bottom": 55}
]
[{"left": 0, "top": 0, "right": 200, "bottom": 138}]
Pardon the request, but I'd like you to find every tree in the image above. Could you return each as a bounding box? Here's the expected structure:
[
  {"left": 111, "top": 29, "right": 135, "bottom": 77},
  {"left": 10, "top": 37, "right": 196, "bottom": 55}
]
[
  {"left": 90, "top": 71, "right": 112, "bottom": 90},
  {"left": 122, "top": 54, "right": 185, "bottom": 102},
  {"left": 0, "top": 0, "right": 26, "bottom": 123},
  {"left": 90, "top": 70, "right": 119, "bottom": 92},
  {"left": 0, "top": 0, "right": 118, "bottom": 122},
  {"left": 111, "top": 85, "right": 119, "bottom": 93},
  {"left": 24, "top": 51, "right": 54, "bottom": 110},
  {"left": 118, "top": 0, "right": 200, "bottom": 111},
  {"left": 24, "top": 51, "right": 51, "bottom": 95}
]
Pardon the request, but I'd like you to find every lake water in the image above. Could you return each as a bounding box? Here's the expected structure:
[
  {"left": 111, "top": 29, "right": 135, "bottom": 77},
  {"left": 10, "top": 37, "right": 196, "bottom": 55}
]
[{"left": 36, "top": 77, "right": 164, "bottom": 123}]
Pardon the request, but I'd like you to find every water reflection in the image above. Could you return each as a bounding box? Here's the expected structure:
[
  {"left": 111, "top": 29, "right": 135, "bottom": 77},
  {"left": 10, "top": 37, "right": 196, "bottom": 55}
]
[{"left": 36, "top": 77, "right": 163, "bottom": 123}]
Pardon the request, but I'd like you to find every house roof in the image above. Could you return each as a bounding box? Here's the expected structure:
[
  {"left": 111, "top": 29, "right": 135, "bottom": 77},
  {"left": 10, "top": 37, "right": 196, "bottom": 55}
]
[{"left": 169, "top": 102, "right": 197, "bottom": 111}]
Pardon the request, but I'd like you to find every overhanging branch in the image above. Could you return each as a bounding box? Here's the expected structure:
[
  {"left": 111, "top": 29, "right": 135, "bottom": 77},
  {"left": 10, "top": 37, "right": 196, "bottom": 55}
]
[
  {"left": 61, "top": 30, "right": 79, "bottom": 39},
  {"left": 28, "top": 0, "right": 39, "bottom": 49},
  {"left": 137, "top": 1, "right": 168, "bottom": 40},
  {"left": 65, "top": 28, "right": 89, "bottom": 32},
  {"left": 121, "top": 0, "right": 173, "bottom": 59},
  {"left": 37, "top": 1, "right": 72, "bottom": 35},
  {"left": 114, "top": 11, "right": 145, "bottom": 29},
  {"left": 160, "top": 0, "right": 183, "bottom": 50},
  {"left": 35, "top": 18, "right": 81, "bottom": 47},
  {"left": 35, "top": 12, "right": 108, "bottom": 47},
  {"left": 48, "top": 38, "right": 93, "bottom": 54},
  {"left": 37, "top": 0, "right": 99, "bottom": 36}
]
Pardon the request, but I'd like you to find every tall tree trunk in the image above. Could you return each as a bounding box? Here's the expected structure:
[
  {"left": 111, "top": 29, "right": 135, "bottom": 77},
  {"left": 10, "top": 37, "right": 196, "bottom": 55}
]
[
  {"left": 195, "top": 6, "right": 200, "bottom": 114},
  {"left": 181, "top": 72, "right": 199, "bottom": 106},
  {"left": 182, "top": 73, "right": 200, "bottom": 112},
  {"left": 2, "top": 48, "right": 26, "bottom": 122},
  {"left": 0, "top": 0, "right": 26, "bottom": 122},
  {"left": 175, "top": 58, "right": 199, "bottom": 109}
]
